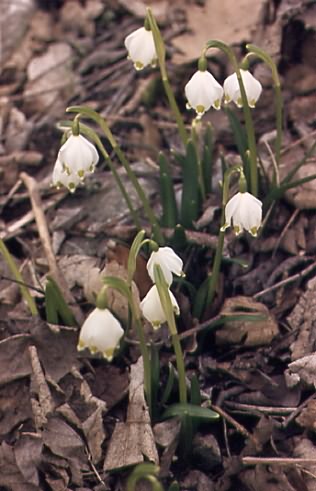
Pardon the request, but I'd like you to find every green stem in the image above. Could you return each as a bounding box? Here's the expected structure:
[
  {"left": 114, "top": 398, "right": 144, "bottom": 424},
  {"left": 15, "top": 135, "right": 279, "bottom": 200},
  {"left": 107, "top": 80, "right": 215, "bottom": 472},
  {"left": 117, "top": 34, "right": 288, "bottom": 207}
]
[
  {"left": 146, "top": 8, "right": 189, "bottom": 146},
  {"left": 66, "top": 106, "right": 164, "bottom": 244},
  {"left": 206, "top": 223, "right": 225, "bottom": 307},
  {"left": 0, "top": 239, "right": 38, "bottom": 316},
  {"left": 191, "top": 122, "right": 206, "bottom": 201},
  {"left": 171, "top": 333, "right": 187, "bottom": 404},
  {"left": 154, "top": 265, "right": 187, "bottom": 404},
  {"left": 246, "top": 44, "right": 283, "bottom": 178},
  {"left": 134, "top": 313, "right": 152, "bottom": 414},
  {"left": 204, "top": 41, "right": 258, "bottom": 196},
  {"left": 206, "top": 164, "right": 242, "bottom": 307}
]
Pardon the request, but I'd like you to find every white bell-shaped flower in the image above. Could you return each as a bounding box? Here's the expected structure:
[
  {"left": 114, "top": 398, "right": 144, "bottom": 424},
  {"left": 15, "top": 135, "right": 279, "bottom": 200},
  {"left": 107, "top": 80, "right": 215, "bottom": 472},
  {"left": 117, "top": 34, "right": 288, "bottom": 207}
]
[
  {"left": 140, "top": 285, "right": 180, "bottom": 329},
  {"left": 52, "top": 157, "right": 81, "bottom": 193},
  {"left": 58, "top": 134, "right": 99, "bottom": 179},
  {"left": 124, "top": 27, "right": 157, "bottom": 70},
  {"left": 147, "top": 247, "right": 184, "bottom": 287},
  {"left": 185, "top": 70, "right": 223, "bottom": 118},
  {"left": 77, "top": 307, "right": 124, "bottom": 360},
  {"left": 223, "top": 69, "right": 262, "bottom": 108},
  {"left": 222, "top": 191, "right": 262, "bottom": 236}
]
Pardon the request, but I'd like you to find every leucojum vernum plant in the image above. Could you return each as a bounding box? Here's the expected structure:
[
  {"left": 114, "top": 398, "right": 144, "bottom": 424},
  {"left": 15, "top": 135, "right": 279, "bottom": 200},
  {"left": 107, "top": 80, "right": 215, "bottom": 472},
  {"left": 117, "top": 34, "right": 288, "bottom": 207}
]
[{"left": 6, "top": 6, "right": 316, "bottom": 490}]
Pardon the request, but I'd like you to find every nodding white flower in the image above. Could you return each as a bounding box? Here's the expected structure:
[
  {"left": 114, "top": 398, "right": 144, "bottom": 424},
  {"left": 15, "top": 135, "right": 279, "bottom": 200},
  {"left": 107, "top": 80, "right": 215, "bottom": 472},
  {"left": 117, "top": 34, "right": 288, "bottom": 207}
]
[
  {"left": 124, "top": 27, "right": 157, "bottom": 70},
  {"left": 222, "top": 191, "right": 262, "bottom": 236},
  {"left": 77, "top": 308, "right": 124, "bottom": 361},
  {"left": 140, "top": 285, "right": 180, "bottom": 329},
  {"left": 52, "top": 157, "right": 81, "bottom": 193},
  {"left": 58, "top": 134, "right": 99, "bottom": 180},
  {"left": 223, "top": 69, "right": 262, "bottom": 108},
  {"left": 185, "top": 70, "right": 223, "bottom": 118},
  {"left": 147, "top": 247, "right": 184, "bottom": 287}
]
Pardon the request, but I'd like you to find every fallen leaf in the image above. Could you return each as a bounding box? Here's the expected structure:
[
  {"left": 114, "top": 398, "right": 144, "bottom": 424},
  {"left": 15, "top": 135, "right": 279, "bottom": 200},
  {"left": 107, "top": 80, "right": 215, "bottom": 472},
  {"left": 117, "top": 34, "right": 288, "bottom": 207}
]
[
  {"left": 0, "top": 441, "right": 39, "bottom": 491},
  {"left": 215, "top": 296, "right": 279, "bottom": 347},
  {"left": 172, "top": 0, "right": 268, "bottom": 64},
  {"left": 104, "top": 357, "right": 158, "bottom": 471},
  {"left": 14, "top": 433, "right": 43, "bottom": 487},
  {"left": 0, "top": 334, "right": 32, "bottom": 385}
]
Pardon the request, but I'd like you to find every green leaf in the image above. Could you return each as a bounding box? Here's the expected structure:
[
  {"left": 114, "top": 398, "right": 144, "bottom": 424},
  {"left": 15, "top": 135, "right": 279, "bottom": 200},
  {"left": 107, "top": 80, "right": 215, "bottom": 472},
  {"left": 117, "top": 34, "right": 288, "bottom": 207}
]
[
  {"left": 190, "top": 374, "right": 202, "bottom": 435},
  {"left": 192, "top": 275, "right": 210, "bottom": 319},
  {"left": 160, "top": 362, "right": 176, "bottom": 405},
  {"left": 162, "top": 403, "right": 220, "bottom": 421},
  {"left": 127, "top": 463, "right": 163, "bottom": 491},
  {"left": 168, "top": 482, "right": 180, "bottom": 491},
  {"left": 45, "top": 280, "right": 59, "bottom": 325},
  {"left": 45, "top": 276, "right": 77, "bottom": 326},
  {"left": 190, "top": 375, "right": 201, "bottom": 406},
  {"left": 170, "top": 224, "right": 187, "bottom": 250},
  {"left": 180, "top": 140, "right": 201, "bottom": 228},
  {"left": 150, "top": 344, "right": 160, "bottom": 419},
  {"left": 201, "top": 123, "right": 214, "bottom": 195},
  {"left": 159, "top": 152, "right": 178, "bottom": 228}
]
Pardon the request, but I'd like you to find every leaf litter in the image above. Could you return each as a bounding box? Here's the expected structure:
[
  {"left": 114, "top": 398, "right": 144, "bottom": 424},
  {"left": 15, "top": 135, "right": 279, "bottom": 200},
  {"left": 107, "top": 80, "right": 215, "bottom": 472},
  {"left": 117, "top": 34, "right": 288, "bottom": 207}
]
[{"left": 1, "top": 0, "right": 316, "bottom": 489}]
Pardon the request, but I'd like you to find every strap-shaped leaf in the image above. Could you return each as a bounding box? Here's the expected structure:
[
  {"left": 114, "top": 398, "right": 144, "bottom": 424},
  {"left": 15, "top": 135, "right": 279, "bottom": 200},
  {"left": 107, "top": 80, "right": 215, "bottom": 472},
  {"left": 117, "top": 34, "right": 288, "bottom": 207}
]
[
  {"left": 45, "top": 276, "right": 77, "bottom": 326},
  {"left": 159, "top": 152, "right": 178, "bottom": 228},
  {"left": 162, "top": 403, "right": 219, "bottom": 421}
]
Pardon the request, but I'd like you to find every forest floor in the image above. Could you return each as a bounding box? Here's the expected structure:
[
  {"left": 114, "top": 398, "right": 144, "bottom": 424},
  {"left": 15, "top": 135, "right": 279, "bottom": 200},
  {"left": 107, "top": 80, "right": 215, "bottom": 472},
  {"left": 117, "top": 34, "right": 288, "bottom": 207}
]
[{"left": 1, "top": 0, "right": 316, "bottom": 490}]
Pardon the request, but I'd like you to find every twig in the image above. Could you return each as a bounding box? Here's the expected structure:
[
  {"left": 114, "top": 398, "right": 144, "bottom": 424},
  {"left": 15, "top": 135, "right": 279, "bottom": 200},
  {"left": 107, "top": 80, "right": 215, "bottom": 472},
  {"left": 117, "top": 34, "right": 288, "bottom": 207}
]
[
  {"left": 282, "top": 392, "right": 316, "bottom": 429},
  {"left": 253, "top": 261, "right": 316, "bottom": 300},
  {"left": 20, "top": 172, "right": 84, "bottom": 324},
  {"left": 272, "top": 208, "right": 300, "bottom": 257},
  {"left": 225, "top": 401, "right": 296, "bottom": 415},
  {"left": 242, "top": 456, "right": 316, "bottom": 466},
  {"left": 210, "top": 403, "right": 255, "bottom": 443}
]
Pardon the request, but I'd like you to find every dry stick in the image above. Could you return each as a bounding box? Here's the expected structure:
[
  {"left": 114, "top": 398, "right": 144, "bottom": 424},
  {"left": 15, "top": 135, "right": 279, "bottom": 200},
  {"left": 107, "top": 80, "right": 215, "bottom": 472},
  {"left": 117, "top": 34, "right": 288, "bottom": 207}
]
[
  {"left": 20, "top": 172, "right": 84, "bottom": 325},
  {"left": 242, "top": 457, "right": 316, "bottom": 466},
  {"left": 272, "top": 208, "right": 300, "bottom": 258},
  {"left": 282, "top": 392, "right": 316, "bottom": 429},
  {"left": 253, "top": 261, "right": 316, "bottom": 301},
  {"left": 210, "top": 403, "right": 255, "bottom": 444}
]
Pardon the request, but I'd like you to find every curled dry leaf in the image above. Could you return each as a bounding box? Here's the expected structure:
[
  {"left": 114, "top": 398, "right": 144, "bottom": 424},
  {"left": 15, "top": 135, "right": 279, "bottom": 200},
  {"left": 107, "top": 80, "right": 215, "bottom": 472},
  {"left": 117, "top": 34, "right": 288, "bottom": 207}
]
[{"left": 215, "top": 296, "right": 279, "bottom": 347}]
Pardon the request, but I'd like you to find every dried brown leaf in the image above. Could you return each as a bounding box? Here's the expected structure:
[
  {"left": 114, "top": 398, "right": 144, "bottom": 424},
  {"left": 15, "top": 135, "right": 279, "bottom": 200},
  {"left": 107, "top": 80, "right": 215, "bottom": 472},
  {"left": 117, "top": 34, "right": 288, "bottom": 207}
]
[
  {"left": 14, "top": 433, "right": 43, "bottom": 487},
  {"left": 216, "top": 296, "right": 279, "bottom": 347},
  {"left": 104, "top": 357, "right": 158, "bottom": 471},
  {"left": 0, "top": 441, "right": 39, "bottom": 491},
  {"left": 172, "top": 0, "right": 267, "bottom": 64},
  {"left": 0, "top": 333, "right": 32, "bottom": 385},
  {"left": 0, "top": 380, "right": 32, "bottom": 436}
]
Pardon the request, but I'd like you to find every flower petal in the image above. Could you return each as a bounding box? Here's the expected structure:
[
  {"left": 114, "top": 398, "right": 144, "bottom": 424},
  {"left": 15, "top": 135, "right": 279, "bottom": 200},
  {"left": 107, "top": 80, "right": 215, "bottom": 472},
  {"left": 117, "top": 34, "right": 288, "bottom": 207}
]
[
  {"left": 147, "top": 247, "right": 183, "bottom": 286},
  {"left": 185, "top": 70, "right": 223, "bottom": 117},
  {"left": 78, "top": 308, "right": 124, "bottom": 360},
  {"left": 124, "top": 27, "right": 156, "bottom": 70}
]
